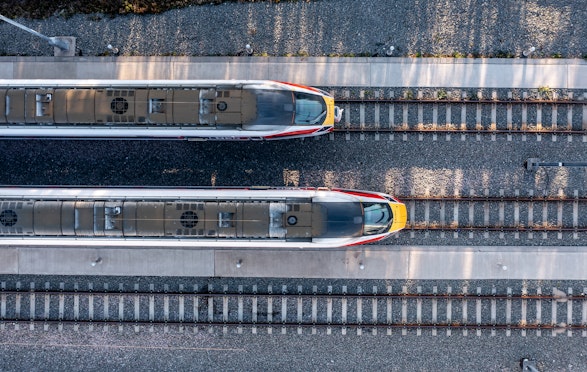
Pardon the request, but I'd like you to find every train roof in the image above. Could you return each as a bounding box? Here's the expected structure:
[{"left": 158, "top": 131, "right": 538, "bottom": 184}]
[
  {"left": 0, "top": 187, "right": 404, "bottom": 248},
  {"left": 0, "top": 79, "right": 299, "bottom": 90}
]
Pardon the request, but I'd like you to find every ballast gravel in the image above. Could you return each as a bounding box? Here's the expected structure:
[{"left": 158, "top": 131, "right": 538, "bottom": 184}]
[{"left": 0, "top": 0, "right": 584, "bottom": 58}]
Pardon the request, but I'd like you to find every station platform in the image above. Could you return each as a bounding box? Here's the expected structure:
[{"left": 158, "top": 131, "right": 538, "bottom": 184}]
[
  {"left": 1, "top": 245, "right": 586, "bottom": 280},
  {"left": 1, "top": 56, "right": 585, "bottom": 89}
]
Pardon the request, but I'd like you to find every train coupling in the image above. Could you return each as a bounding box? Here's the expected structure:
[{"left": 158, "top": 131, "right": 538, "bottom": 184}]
[{"left": 334, "top": 106, "right": 343, "bottom": 123}]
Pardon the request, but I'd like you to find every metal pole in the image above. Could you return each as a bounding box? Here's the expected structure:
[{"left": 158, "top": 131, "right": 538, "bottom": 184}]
[
  {"left": 0, "top": 14, "right": 69, "bottom": 51},
  {"left": 536, "top": 162, "right": 587, "bottom": 167},
  {"left": 525, "top": 158, "right": 587, "bottom": 171},
  {"left": 521, "top": 358, "right": 539, "bottom": 372}
]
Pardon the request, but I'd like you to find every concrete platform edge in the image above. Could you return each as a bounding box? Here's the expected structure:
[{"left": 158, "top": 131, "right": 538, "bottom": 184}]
[
  {"left": 0, "top": 246, "right": 585, "bottom": 280},
  {"left": 1, "top": 57, "right": 585, "bottom": 89}
]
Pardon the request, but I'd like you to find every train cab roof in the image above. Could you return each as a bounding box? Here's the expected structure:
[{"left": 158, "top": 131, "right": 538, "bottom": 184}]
[
  {"left": 313, "top": 201, "right": 397, "bottom": 239},
  {"left": 243, "top": 89, "right": 327, "bottom": 129},
  {"left": 313, "top": 202, "right": 364, "bottom": 238},
  {"left": 243, "top": 89, "right": 294, "bottom": 128}
]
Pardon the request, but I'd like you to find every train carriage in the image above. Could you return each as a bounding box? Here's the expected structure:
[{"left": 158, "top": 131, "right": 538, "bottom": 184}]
[
  {"left": 0, "top": 187, "right": 407, "bottom": 248},
  {"left": 0, "top": 80, "right": 342, "bottom": 140}
]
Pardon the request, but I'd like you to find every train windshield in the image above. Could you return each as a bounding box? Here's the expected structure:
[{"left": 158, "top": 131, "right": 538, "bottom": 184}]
[
  {"left": 363, "top": 203, "right": 393, "bottom": 235},
  {"left": 294, "top": 92, "right": 327, "bottom": 125}
]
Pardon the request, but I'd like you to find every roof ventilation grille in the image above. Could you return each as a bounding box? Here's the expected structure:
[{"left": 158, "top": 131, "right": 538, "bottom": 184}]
[
  {"left": 180, "top": 211, "right": 198, "bottom": 228},
  {"left": 111, "top": 97, "right": 129, "bottom": 114},
  {"left": 0, "top": 209, "right": 17, "bottom": 227}
]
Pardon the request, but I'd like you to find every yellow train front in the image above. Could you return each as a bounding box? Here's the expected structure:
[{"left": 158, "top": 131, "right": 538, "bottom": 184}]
[{"left": 0, "top": 79, "right": 342, "bottom": 140}]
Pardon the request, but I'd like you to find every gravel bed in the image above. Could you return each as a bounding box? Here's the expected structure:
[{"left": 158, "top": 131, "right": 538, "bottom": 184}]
[
  {"left": 2, "top": 135, "right": 586, "bottom": 195},
  {"left": 0, "top": 0, "right": 585, "bottom": 58},
  {"left": 2, "top": 275, "right": 587, "bottom": 370}
]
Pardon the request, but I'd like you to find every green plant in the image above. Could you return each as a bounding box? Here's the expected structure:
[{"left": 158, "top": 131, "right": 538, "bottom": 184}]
[
  {"left": 120, "top": 0, "right": 134, "bottom": 13},
  {"left": 538, "top": 86, "right": 553, "bottom": 100},
  {"left": 452, "top": 52, "right": 465, "bottom": 58},
  {"left": 437, "top": 89, "right": 448, "bottom": 100},
  {"left": 551, "top": 52, "right": 563, "bottom": 58},
  {"left": 494, "top": 50, "right": 514, "bottom": 58}
]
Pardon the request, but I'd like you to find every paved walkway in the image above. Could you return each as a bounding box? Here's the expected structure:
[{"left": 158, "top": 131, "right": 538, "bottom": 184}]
[
  {"left": 1, "top": 56, "right": 585, "bottom": 89},
  {"left": 1, "top": 245, "right": 585, "bottom": 280}
]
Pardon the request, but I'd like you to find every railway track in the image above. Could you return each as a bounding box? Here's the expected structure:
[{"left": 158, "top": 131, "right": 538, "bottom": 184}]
[
  {"left": 1, "top": 282, "right": 586, "bottom": 337},
  {"left": 331, "top": 90, "right": 587, "bottom": 138},
  {"left": 397, "top": 192, "right": 587, "bottom": 240}
]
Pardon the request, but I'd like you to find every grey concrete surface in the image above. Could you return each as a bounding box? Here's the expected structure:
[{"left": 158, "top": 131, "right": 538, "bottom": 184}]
[
  {"left": 13, "top": 247, "right": 215, "bottom": 276},
  {"left": 2, "top": 246, "right": 587, "bottom": 280},
  {"left": 0, "top": 56, "right": 586, "bottom": 89}
]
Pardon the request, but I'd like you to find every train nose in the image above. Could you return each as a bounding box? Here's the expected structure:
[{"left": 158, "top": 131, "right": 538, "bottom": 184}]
[{"left": 388, "top": 202, "right": 408, "bottom": 233}]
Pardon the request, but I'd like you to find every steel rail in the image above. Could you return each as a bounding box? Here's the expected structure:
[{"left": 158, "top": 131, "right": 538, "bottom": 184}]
[
  {"left": 3, "top": 289, "right": 585, "bottom": 333},
  {"left": 398, "top": 196, "right": 587, "bottom": 202},
  {"left": 0, "top": 319, "right": 584, "bottom": 331},
  {"left": 401, "top": 195, "right": 587, "bottom": 231},
  {"left": 336, "top": 98, "right": 586, "bottom": 105},
  {"left": 406, "top": 225, "right": 587, "bottom": 232},
  {"left": 0, "top": 289, "right": 582, "bottom": 300},
  {"left": 333, "top": 127, "right": 587, "bottom": 134}
]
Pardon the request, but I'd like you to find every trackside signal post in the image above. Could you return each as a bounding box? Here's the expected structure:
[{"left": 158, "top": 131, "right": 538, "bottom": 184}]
[{"left": 0, "top": 14, "right": 76, "bottom": 56}]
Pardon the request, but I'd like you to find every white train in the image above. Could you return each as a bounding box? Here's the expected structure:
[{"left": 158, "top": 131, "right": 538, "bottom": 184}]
[
  {"left": 0, "top": 79, "right": 342, "bottom": 140},
  {"left": 0, "top": 186, "right": 407, "bottom": 248}
]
